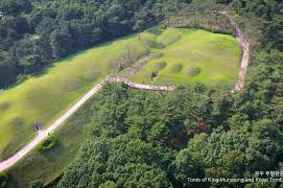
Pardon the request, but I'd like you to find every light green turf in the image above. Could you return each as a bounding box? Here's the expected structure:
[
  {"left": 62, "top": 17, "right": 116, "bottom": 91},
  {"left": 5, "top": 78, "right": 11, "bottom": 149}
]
[
  {"left": 8, "top": 96, "right": 94, "bottom": 187},
  {"left": 0, "top": 35, "right": 149, "bottom": 159},
  {"left": 131, "top": 28, "right": 241, "bottom": 87},
  {"left": 0, "top": 27, "right": 240, "bottom": 160},
  {"left": 3, "top": 27, "right": 241, "bottom": 187}
]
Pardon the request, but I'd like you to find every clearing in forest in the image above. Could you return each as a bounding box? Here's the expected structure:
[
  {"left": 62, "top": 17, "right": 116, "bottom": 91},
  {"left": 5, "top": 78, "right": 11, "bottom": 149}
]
[
  {"left": 0, "top": 35, "right": 148, "bottom": 159},
  {"left": 0, "top": 27, "right": 240, "bottom": 160}
]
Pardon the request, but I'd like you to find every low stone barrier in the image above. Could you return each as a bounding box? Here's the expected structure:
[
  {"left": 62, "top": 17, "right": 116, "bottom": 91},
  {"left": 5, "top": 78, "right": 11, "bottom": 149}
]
[{"left": 107, "top": 76, "right": 176, "bottom": 91}]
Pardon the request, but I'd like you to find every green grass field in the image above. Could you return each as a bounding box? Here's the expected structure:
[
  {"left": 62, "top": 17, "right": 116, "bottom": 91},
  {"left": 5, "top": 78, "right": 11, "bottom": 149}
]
[
  {"left": 0, "top": 27, "right": 240, "bottom": 160},
  {"left": 131, "top": 28, "right": 241, "bottom": 87},
  {"left": 0, "top": 35, "right": 149, "bottom": 159},
  {"left": 8, "top": 97, "right": 94, "bottom": 187},
  {"left": 1, "top": 27, "right": 241, "bottom": 187}
]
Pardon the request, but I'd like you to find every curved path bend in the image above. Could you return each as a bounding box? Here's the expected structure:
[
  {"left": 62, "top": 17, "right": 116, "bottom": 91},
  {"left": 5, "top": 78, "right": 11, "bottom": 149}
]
[
  {"left": 220, "top": 11, "right": 251, "bottom": 92},
  {"left": 0, "top": 12, "right": 250, "bottom": 172}
]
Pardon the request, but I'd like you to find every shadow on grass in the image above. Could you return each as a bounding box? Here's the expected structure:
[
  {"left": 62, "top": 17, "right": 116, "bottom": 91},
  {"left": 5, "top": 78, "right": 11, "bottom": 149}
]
[
  {"left": 39, "top": 141, "right": 65, "bottom": 161},
  {"left": 1, "top": 32, "right": 143, "bottom": 92}
]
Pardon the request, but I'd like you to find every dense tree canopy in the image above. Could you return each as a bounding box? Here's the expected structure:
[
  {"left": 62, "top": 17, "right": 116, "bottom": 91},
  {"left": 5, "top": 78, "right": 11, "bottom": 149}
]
[
  {"left": 57, "top": 45, "right": 283, "bottom": 187},
  {"left": 54, "top": 3, "right": 283, "bottom": 182}
]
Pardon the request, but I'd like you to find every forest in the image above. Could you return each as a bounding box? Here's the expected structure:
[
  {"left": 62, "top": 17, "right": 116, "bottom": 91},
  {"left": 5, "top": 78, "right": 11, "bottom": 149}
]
[
  {"left": 56, "top": 49, "right": 283, "bottom": 188},
  {"left": 56, "top": 48, "right": 283, "bottom": 187},
  {"left": 0, "top": 0, "right": 282, "bottom": 187}
]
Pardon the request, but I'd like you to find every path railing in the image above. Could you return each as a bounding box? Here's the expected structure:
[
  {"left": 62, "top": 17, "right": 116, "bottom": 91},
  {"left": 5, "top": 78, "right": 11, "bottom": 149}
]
[{"left": 107, "top": 76, "right": 176, "bottom": 91}]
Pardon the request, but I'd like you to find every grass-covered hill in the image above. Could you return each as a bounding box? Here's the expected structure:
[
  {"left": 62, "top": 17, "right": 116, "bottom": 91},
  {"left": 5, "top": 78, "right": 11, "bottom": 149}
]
[
  {"left": 11, "top": 52, "right": 283, "bottom": 187},
  {"left": 0, "top": 26, "right": 240, "bottom": 187},
  {"left": 0, "top": 27, "right": 240, "bottom": 160},
  {"left": 0, "top": 31, "right": 148, "bottom": 159},
  {"left": 131, "top": 28, "right": 240, "bottom": 86}
]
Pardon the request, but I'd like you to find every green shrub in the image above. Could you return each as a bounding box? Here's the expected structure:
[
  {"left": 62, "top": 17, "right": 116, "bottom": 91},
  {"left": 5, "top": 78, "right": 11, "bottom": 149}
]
[
  {"left": 38, "top": 135, "right": 58, "bottom": 153},
  {"left": 150, "top": 71, "right": 159, "bottom": 80},
  {"left": 188, "top": 67, "right": 201, "bottom": 77},
  {"left": 170, "top": 64, "right": 183, "bottom": 73}
]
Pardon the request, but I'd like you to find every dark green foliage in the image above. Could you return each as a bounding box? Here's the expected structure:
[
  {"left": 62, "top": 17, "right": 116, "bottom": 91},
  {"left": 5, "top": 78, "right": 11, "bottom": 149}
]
[
  {"left": 38, "top": 135, "right": 58, "bottom": 153},
  {"left": 29, "top": 181, "right": 44, "bottom": 188},
  {"left": 57, "top": 46, "right": 283, "bottom": 187},
  {"left": 150, "top": 71, "right": 158, "bottom": 80},
  {"left": 167, "top": 2, "right": 234, "bottom": 34},
  {"left": 173, "top": 148, "right": 205, "bottom": 187},
  {"left": 57, "top": 136, "right": 174, "bottom": 188},
  {"left": 0, "top": 173, "right": 8, "bottom": 188},
  {"left": 0, "top": 63, "right": 17, "bottom": 88},
  {"left": 0, "top": 0, "right": 32, "bottom": 16},
  {"left": 231, "top": 0, "right": 283, "bottom": 50}
]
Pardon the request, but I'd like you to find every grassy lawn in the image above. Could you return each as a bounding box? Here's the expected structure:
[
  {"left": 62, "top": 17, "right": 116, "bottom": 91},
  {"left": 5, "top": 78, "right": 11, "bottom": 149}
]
[
  {"left": 1, "top": 27, "right": 241, "bottom": 187},
  {"left": 8, "top": 96, "right": 95, "bottom": 187},
  {"left": 130, "top": 28, "right": 241, "bottom": 88},
  {"left": 0, "top": 34, "right": 149, "bottom": 159}
]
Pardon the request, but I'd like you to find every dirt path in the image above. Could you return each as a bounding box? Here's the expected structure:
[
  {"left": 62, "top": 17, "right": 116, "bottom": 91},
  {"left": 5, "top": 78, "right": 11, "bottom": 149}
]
[
  {"left": 0, "top": 79, "right": 105, "bottom": 172},
  {"left": 0, "top": 77, "right": 174, "bottom": 172},
  {"left": 221, "top": 11, "right": 251, "bottom": 92}
]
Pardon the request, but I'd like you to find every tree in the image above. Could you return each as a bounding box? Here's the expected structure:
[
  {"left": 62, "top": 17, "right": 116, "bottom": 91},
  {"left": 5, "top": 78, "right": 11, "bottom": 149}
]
[
  {"left": 0, "top": 173, "right": 8, "bottom": 188},
  {"left": 50, "top": 25, "right": 74, "bottom": 58},
  {"left": 0, "top": 0, "right": 32, "bottom": 16},
  {"left": 0, "top": 62, "right": 17, "bottom": 88},
  {"left": 58, "top": 136, "right": 174, "bottom": 188},
  {"left": 173, "top": 149, "right": 205, "bottom": 187}
]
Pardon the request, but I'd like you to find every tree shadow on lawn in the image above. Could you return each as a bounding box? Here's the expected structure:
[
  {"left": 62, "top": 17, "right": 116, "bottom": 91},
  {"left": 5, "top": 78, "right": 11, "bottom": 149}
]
[{"left": 0, "top": 117, "right": 35, "bottom": 160}]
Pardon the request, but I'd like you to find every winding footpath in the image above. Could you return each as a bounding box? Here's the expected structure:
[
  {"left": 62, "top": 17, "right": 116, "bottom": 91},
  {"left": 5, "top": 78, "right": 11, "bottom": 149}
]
[
  {"left": 221, "top": 11, "right": 251, "bottom": 92},
  {"left": 0, "top": 77, "right": 174, "bottom": 172},
  {"left": 0, "top": 13, "right": 250, "bottom": 172}
]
